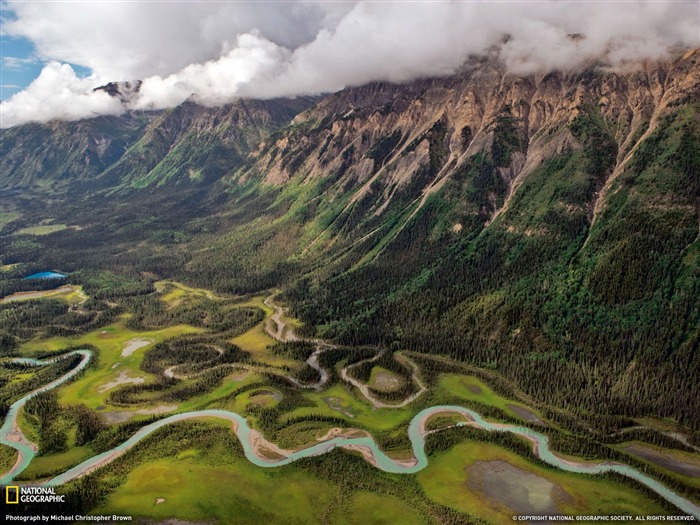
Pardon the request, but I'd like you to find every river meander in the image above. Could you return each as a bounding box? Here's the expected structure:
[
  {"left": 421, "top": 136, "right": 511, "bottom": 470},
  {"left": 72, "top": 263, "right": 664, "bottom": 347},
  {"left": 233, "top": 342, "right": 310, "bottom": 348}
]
[{"left": 1, "top": 350, "right": 699, "bottom": 519}]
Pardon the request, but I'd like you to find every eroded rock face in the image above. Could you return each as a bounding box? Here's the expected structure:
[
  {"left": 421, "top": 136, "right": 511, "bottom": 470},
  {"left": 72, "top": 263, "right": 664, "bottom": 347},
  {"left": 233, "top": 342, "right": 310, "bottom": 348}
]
[
  {"left": 3, "top": 51, "right": 697, "bottom": 207},
  {"left": 247, "top": 50, "right": 698, "bottom": 230},
  {"left": 1, "top": 50, "right": 698, "bottom": 429}
]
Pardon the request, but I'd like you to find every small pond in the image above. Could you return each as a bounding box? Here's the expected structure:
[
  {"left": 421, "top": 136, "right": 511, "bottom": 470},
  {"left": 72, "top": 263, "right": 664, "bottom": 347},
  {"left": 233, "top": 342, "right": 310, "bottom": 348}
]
[{"left": 23, "top": 271, "right": 67, "bottom": 280}]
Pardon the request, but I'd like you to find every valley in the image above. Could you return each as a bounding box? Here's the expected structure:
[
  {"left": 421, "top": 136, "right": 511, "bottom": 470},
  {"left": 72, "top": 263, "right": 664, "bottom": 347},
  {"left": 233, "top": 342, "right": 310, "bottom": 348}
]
[
  {"left": 1, "top": 47, "right": 699, "bottom": 524},
  {"left": 0, "top": 281, "right": 698, "bottom": 523}
]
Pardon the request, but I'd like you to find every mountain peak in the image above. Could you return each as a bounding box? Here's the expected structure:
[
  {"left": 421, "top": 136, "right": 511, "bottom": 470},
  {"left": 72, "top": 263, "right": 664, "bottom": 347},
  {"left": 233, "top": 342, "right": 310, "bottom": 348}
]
[{"left": 93, "top": 80, "right": 142, "bottom": 103}]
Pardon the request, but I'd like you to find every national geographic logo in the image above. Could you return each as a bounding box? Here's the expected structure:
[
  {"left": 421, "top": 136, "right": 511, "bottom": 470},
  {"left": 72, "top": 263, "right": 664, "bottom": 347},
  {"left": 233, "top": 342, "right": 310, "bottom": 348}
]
[
  {"left": 5, "top": 486, "right": 65, "bottom": 504},
  {"left": 6, "top": 486, "right": 19, "bottom": 504}
]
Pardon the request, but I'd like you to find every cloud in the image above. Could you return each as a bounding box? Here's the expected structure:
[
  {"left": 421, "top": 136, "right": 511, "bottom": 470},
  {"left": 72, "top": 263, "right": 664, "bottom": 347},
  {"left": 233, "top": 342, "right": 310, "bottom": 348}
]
[
  {"left": 1, "top": 0, "right": 698, "bottom": 128},
  {"left": 1, "top": 1, "right": 344, "bottom": 80},
  {"left": 0, "top": 62, "right": 121, "bottom": 128},
  {"left": 132, "top": 31, "right": 291, "bottom": 110},
  {"left": 2, "top": 55, "right": 39, "bottom": 71}
]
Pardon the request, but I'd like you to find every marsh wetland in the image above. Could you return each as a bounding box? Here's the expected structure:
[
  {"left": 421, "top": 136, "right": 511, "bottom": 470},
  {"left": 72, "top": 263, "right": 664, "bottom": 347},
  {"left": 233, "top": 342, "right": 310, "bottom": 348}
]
[{"left": 1, "top": 279, "right": 699, "bottom": 524}]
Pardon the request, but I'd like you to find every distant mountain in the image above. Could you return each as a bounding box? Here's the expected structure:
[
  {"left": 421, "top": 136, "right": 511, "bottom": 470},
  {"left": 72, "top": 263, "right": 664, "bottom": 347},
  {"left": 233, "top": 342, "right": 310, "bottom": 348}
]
[
  {"left": 1, "top": 50, "right": 698, "bottom": 427},
  {"left": 0, "top": 96, "right": 319, "bottom": 192}
]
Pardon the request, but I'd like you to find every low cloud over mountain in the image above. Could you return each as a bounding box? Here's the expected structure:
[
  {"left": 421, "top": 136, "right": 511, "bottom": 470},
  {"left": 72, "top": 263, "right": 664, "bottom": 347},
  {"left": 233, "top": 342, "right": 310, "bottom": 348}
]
[{"left": 1, "top": 0, "right": 698, "bottom": 128}]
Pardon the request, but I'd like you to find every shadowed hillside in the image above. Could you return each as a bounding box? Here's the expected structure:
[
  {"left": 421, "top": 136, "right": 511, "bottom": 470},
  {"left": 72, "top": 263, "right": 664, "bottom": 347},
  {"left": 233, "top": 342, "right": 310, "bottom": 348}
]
[{"left": 2, "top": 50, "right": 699, "bottom": 430}]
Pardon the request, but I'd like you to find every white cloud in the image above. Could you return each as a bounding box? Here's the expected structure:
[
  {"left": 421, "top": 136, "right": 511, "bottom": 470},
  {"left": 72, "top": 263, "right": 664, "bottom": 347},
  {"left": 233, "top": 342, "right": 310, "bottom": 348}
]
[
  {"left": 1, "top": 1, "right": 342, "bottom": 80},
  {"left": 2, "top": 55, "right": 39, "bottom": 71},
  {"left": 1, "top": 0, "right": 698, "bottom": 128},
  {"left": 132, "top": 32, "right": 291, "bottom": 109},
  {"left": 0, "top": 62, "right": 121, "bottom": 128}
]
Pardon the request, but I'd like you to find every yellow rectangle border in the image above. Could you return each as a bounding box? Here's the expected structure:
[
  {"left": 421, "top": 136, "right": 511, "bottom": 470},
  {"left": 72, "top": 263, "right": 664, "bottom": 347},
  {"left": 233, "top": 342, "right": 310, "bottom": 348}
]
[{"left": 6, "top": 485, "right": 20, "bottom": 504}]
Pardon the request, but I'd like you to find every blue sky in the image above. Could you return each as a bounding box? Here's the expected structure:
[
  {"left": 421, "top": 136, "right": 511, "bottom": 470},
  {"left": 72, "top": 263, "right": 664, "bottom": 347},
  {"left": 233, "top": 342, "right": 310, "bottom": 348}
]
[{"left": 1, "top": 33, "right": 41, "bottom": 100}]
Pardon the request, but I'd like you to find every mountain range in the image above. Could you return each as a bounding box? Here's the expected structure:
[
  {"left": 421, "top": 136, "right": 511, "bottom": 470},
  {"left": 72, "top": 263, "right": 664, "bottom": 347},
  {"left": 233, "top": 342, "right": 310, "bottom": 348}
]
[{"left": 1, "top": 49, "right": 698, "bottom": 429}]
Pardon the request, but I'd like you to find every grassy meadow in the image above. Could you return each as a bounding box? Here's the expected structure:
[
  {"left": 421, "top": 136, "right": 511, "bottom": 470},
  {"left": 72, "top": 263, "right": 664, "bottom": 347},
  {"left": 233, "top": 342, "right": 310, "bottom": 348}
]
[{"left": 1, "top": 280, "right": 696, "bottom": 524}]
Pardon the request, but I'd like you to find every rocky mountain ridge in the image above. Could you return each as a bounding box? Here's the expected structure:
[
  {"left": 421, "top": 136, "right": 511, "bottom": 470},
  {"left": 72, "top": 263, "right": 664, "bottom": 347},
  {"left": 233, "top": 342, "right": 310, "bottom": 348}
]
[
  {"left": 1, "top": 50, "right": 698, "bottom": 427},
  {"left": 0, "top": 96, "right": 319, "bottom": 191},
  {"left": 247, "top": 49, "right": 698, "bottom": 225}
]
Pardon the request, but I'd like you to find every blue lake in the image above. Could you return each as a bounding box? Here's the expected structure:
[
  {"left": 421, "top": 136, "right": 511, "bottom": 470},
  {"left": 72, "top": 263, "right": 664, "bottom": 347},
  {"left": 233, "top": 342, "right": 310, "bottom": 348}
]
[{"left": 23, "top": 271, "right": 67, "bottom": 280}]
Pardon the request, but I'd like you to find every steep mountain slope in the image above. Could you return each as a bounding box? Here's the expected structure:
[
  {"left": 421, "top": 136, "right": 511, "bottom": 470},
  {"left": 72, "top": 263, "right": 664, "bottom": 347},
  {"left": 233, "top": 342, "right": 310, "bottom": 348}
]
[
  {"left": 1, "top": 50, "right": 698, "bottom": 429},
  {"left": 198, "top": 50, "right": 700, "bottom": 427},
  {"left": 99, "top": 97, "right": 319, "bottom": 189},
  {"left": 0, "top": 96, "right": 318, "bottom": 193},
  {"left": 233, "top": 50, "right": 698, "bottom": 261},
  {"left": 0, "top": 113, "right": 153, "bottom": 191}
]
